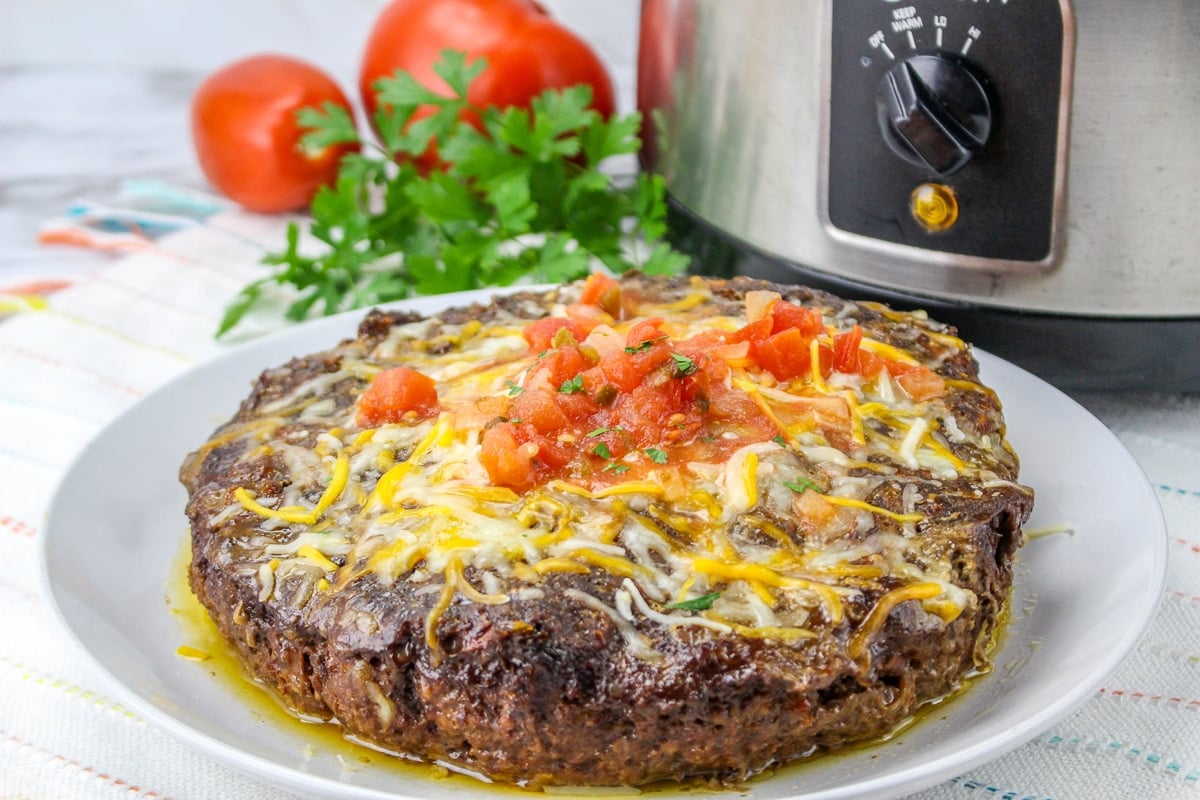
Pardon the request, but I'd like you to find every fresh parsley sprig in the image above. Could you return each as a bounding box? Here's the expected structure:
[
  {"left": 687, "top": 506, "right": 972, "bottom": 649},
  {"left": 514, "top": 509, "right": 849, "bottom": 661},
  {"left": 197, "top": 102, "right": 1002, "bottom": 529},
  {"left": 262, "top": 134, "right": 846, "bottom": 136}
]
[
  {"left": 670, "top": 352, "right": 697, "bottom": 377},
  {"left": 217, "top": 50, "right": 690, "bottom": 337},
  {"left": 784, "top": 476, "right": 825, "bottom": 495},
  {"left": 665, "top": 592, "right": 721, "bottom": 612}
]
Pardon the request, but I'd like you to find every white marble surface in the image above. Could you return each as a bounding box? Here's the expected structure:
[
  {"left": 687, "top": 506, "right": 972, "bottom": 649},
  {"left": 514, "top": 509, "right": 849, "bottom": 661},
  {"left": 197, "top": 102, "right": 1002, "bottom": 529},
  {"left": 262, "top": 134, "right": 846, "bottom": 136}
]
[
  {"left": 0, "top": 65, "right": 204, "bottom": 284},
  {"left": 0, "top": 0, "right": 639, "bottom": 286}
]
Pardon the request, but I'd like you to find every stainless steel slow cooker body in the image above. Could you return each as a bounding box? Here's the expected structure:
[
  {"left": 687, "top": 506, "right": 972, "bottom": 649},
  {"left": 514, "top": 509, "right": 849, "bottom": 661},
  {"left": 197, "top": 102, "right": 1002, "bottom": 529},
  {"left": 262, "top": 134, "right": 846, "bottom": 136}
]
[{"left": 638, "top": 0, "right": 1200, "bottom": 389}]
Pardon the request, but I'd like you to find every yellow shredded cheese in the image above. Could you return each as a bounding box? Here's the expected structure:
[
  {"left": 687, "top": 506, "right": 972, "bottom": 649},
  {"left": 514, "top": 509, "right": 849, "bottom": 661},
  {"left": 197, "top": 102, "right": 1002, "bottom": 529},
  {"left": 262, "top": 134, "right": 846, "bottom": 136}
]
[
  {"left": 234, "top": 453, "right": 349, "bottom": 526},
  {"left": 741, "top": 452, "right": 760, "bottom": 510},
  {"left": 822, "top": 495, "right": 925, "bottom": 523},
  {"left": 809, "top": 338, "right": 829, "bottom": 393},
  {"left": 859, "top": 337, "right": 921, "bottom": 364},
  {"left": 849, "top": 582, "right": 945, "bottom": 664},
  {"left": 196, "top": 277, "right": 1018, "bottom": 664},
  {"left": 297, "top": 545, "right": 339, "bottom": 573}
]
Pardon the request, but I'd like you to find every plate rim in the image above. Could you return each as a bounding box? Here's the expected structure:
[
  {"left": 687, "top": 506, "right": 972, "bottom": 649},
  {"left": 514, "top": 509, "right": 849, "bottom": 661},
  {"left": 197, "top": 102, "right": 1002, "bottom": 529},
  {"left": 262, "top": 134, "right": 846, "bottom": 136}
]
[{"left": 38, "top": 287, "right": 1169, "bottom": 800}]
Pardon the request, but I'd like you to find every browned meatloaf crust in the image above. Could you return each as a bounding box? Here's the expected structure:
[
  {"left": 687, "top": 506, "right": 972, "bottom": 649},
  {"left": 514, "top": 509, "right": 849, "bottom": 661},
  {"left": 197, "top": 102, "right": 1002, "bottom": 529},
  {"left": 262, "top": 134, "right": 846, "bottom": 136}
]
[{"left": 180, "top": 275, "right": 1033, "bottom": 787}]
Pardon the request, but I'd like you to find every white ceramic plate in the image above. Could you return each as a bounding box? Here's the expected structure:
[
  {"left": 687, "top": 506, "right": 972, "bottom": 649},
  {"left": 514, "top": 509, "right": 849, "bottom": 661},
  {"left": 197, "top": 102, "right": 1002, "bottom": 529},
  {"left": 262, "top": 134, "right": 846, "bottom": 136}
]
[{"left": 41, "top": 288, "right": 1167, "bottom": 800}]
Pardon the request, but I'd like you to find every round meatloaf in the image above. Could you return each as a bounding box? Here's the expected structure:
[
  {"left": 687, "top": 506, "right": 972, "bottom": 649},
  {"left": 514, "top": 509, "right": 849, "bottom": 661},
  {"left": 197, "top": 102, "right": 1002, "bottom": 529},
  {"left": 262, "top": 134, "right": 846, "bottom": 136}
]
[{"left": 180, "top": 274, "right": 1033, "bottom": 788}]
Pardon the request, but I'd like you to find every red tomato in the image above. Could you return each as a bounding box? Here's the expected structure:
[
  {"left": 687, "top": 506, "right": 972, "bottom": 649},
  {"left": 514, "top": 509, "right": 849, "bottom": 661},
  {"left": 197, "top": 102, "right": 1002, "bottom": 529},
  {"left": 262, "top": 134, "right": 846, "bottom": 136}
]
[
  {"left": 600, "top": 339, "right": 672, "bottom": 392},
  {"left": 510, "top": 390, "right": 569, "bottom": 434},
  {"left": 529, "top": 346, "right": 592, "bottom": 389},
  {"left": 598, "top": 350, "right": 644, "bottom": 393},
  {"left": 359, "top": 0, "right": 616, "bottom": 140},
  {"left": 705, "top": 378, "right": 762, "bottom": 425},
  {"left": 356, "top": 366, "right": 439, "bottom": 427},
  {"left": 191, "top": 55, "right": 358, "bottom": 213},
  {"left": 859, "top": 349, "right": 885, "bottom": 379},
  {"left": 523, "top": 317, "right": 589, "bottom": 352},
  {"left": 889, "top": 363, "right": 947, "bottom": 402},
  {"left": 753, "top": 328, "right": 813, "bottom": 381},
  {"left": 481, "top": 422, "right": 535, "bottom": 489},
  {"left": 754, "top": 329, "right": 835, "bottom": 382},
  {"left": 770, "top": 302, "right": 825, "bottom": 336},
  {"left": 577, "top": 273, "right": 622, "bottom": 315},
  {"left": 832, "top": 326, "right": 864, "bottom": 374},
  {"left": 616, "top": 380, "right": 689, "bottom": 444},
  {"left": 556, "top": 389, "right": 599, "bottom": 424},
  {"left": 728, "top": 317, "right": 773, "bottom": 346},
  {"left": 624, "top": 317, "right": 666, "bottom": 350}
]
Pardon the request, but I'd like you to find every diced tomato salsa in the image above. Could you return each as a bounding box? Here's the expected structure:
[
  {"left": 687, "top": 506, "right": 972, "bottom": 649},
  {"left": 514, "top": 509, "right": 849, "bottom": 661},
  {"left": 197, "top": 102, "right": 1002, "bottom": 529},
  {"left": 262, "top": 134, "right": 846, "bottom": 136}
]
[
  {"left": 356, "top": 366, "right": 439, "bottom": 427},
  {"left": 522, "top": 316, "right": 590, "bottom": 352},
  {"left": 465, "top": 283, "right": 944, "bottom": 490}
]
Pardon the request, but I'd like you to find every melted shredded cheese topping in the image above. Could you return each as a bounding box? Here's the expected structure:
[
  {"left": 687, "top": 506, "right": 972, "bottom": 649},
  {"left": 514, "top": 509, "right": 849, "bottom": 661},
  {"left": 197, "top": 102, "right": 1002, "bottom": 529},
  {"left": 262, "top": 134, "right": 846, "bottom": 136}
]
[{"left": 202, "top": 278, "right": 1028, "bottom": 665}]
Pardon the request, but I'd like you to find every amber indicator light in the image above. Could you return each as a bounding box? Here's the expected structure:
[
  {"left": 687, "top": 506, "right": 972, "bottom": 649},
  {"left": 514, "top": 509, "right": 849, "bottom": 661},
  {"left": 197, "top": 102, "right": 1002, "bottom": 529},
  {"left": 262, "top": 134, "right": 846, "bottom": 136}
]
[{"left": 910, "top": 183, "right": 959, "bottom": 232}]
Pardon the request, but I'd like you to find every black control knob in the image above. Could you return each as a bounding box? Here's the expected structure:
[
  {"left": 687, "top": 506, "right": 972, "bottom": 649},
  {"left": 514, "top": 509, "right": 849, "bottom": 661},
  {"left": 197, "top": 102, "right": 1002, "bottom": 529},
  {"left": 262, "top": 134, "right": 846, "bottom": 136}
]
[{"left": 877, "top": 53, "right": 994, "bottom": 175}]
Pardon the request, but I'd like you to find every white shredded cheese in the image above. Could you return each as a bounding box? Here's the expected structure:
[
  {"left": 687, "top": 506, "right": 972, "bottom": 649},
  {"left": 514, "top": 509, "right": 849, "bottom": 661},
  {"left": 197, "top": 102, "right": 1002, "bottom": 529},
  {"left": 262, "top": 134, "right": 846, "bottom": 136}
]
[
  {"left": 898, "top": 418, "right": 929, "bottom": 468},
  {"left": 622, "top": 579, "right": 732, "bottom": 634}
]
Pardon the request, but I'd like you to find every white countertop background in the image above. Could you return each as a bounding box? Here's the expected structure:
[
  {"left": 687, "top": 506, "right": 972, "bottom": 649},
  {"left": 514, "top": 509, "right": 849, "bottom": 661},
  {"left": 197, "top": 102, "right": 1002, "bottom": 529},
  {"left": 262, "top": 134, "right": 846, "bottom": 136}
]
[
  {"left": 2, "top": 3, "right": 1198, "bottom": 799},
  {"left": 0, "top": 0, "right": 638, "bottom": 287}
]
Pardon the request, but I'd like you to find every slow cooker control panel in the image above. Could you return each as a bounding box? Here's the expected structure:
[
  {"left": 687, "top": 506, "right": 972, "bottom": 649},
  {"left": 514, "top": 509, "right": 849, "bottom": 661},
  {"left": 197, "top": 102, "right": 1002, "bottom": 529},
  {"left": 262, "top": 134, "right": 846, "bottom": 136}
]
[{"left": 826, "top": 0, "right": 1069, "bottom": 265}]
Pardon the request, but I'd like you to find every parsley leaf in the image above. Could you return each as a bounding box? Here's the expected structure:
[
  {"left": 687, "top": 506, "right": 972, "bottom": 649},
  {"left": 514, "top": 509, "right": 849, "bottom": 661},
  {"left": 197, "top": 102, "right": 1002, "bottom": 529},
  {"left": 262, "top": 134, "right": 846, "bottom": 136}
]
[
  {"left": 218, "top": 50, "right": 688, "bottom": 338},
  {"left": 665, "top": 592, "right": 721, "bottom": 611},
  {"left": 602, "top": 462, "right": 630, "bottom": 474},
  {"left": 559, "top": 374, "right": 585, "bottom": 394},
  {"left": 591, "top": 442, "right": 613, "bottom": 459},
  {"left": 434, "top": 50, "right": 489, "bottom": 98},
  {"left": 623, "top": 338, "right": 658, "bottom": 354},
  {"left": 504, "top": 380, "right": 524, "bottom": 397},
  {"left": 645, "top": 447, "right": 669, "bottom": 464},
  {"left": 772, "top": 434, "right": 787, "bottom": 446},
  {"left": 784, "top": 477, "right": 825, "bottom": 494},
  {"left": 670, "top": 352, "right": 698, "bottom": 377},
  {"left": 295, "top": 102, "right": 360, "bottom": 151},
  {"left": 587, "top": 426, "right": 622, "bottom": 437},
  {"left": 640, "top": 240, "right": 692, "bottom": 277},
  {"left": 215, "top": 279, "right": 266, "bottom": 338}
]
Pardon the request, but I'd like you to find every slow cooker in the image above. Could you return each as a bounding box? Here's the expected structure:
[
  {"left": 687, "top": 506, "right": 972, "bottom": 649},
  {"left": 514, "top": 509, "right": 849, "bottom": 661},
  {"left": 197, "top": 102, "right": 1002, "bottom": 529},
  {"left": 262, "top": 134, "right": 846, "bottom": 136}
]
[{"left": 637, "top": 0, "right": 1200, "bottom": 390}]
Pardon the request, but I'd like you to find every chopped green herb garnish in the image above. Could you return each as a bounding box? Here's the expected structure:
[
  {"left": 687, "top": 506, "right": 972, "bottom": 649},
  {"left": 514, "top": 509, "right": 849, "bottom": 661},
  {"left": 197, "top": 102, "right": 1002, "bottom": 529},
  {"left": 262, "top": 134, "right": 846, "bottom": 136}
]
[
  {"left": 602, "top": 462, "right": 630, "bottom": 474},
  {"left": 587, "top": 426, "right": 622, "bottom": 438},
  {"left": 623, "top": 335, "right": 667, "bottom": 354},
  {"left": 784, "top": 477, "right": 824, "bottom": 494},
  {"left": 559, "top": 374, "right": 585, "bottom": 394},
  {"left": 645, "top": 447, "right": 669, "bottom": 464},
  {"left": 665, "top": 592, "right": 721, "bottom": 611},
  {"left": 591, "top": 442, "right": 613, "bottom": 459},
  {"left": 670, "top": 352, "right": 697, "bottom": 377},
  {"left": 772, "top": 434, "right": 787, "bottom": 446},
  {"left": 504, "top": 380, "right": 524, "bottom": 397}
]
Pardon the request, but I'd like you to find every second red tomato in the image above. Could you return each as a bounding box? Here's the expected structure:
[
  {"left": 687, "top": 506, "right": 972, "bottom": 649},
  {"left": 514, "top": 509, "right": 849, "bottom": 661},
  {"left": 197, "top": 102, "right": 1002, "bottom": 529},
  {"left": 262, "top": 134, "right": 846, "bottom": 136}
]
[
  {"left": 359, "top": 0, "right": 616, "bottom": 126},
  {"left": 192, "top": 54, "right": 358, "bottom": 213}
]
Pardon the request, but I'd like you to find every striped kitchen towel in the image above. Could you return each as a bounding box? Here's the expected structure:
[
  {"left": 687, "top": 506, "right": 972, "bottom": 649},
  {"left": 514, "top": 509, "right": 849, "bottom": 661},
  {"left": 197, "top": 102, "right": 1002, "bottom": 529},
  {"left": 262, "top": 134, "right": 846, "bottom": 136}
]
[{"left": 0, "top": 211, "right": 1197, "bottom": 799}]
